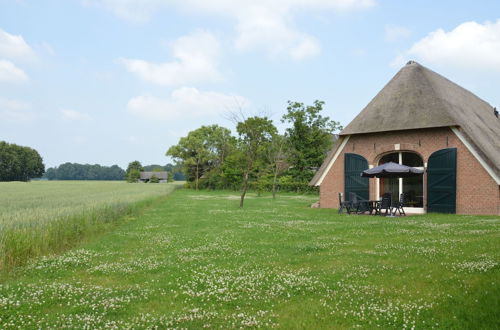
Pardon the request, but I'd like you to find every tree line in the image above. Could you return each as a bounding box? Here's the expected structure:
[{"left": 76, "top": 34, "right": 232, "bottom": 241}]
[
  {"left": 45, "top": 162, "right": 184, "bottom": 181},
  {"left": 45, "top": 163, "right": 126, "bottom": 180},
  {"left": 166, "top": 100, "right": 342, "bottom": 207},
  {"left": 0, "top": 141, "right": 45, "bottom": 182}
]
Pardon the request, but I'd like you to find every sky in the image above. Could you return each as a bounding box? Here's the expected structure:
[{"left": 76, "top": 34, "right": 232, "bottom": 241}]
[{"left": 1, "top": 0, "right": 499, "bottom": 169}]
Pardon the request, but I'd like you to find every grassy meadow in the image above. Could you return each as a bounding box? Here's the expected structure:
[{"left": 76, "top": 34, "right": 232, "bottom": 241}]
[
  {"left": 0, "top": 181, "right": 178, "bottom": 271},
  {"left": 0, "top": 188, "right": 498, "bottom": 328}
]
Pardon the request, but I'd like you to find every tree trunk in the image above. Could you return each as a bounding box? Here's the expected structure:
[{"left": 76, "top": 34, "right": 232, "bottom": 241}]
[
  {"left": 272, "top": 163, "right": 278, "bottom": 200},
  {"left": 240, "top": 170, "right": 249, "bottom": 208},
  {"left": 195, "top": 163, "right": 199, "bottom": 190},
  {"left": 240, "top": 158, "right": 253, "bottom": 208}
]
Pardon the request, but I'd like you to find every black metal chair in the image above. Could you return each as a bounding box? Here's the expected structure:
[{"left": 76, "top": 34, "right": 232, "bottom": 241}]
[
  {"left": 349, "top": 192, "right": 367, "bottom": 214},
  {"left": 338, "top": 193, "right": 352, "bottom": 214},
  {"left": 378, "top": 193, "right": 392, "bottom": 216},
  {"left": 391, "top": 193, "right": 406, "bottom": 216}
]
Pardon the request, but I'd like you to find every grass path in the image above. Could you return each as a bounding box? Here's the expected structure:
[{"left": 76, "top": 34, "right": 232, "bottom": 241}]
[{"left": 1, "top": 189, "right": 499, "bottom": 328}]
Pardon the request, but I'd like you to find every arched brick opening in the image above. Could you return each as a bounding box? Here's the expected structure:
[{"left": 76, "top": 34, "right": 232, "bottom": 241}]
[{"left": 372, "top": 148, "right": 424, "bottom": 167}]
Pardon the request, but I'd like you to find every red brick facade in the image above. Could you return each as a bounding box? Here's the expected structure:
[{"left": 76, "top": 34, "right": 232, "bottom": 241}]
[{"left": 319, "top": 127, "right": 500, "bottom": 215}]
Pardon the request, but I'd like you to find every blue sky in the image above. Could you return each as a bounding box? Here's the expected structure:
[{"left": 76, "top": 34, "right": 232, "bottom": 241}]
[{"left": 1, "top": 0, "right": 499, "bottom": 168}]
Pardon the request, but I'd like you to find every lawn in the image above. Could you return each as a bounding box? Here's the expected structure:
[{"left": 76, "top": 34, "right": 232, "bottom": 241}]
[{"left": 0, "top": 189, "right": 499, "bottom": 328}]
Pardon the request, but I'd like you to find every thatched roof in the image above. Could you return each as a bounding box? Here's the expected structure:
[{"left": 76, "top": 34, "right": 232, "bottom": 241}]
[
  {"left": 310, "top": 61, "right": 500, "bottom": 185},
  {"left": 140, "top": 171, "right": 168, "bottom": 180}
]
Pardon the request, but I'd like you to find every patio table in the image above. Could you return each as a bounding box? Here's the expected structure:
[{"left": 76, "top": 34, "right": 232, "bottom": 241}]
[{"left": 356, "top": 199, "right": 382, "bottom": 215}]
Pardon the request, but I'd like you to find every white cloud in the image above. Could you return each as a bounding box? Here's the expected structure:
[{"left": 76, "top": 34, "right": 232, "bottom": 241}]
[
  {"left": 0, "top": 59, "right": 29, "bottom": 83},
  {"left": 384, "top": 25, "right": 411, "bottom": 42},
  {"left": 397, "top": 19, "right": 500, "bottom": 72},
  {"left": 60, "top": 108, "right": 92, "bottom": 121},
  {"left": 0, "top": 28, "right": 36, "bottom": 61},
  {"left": 0, "top": 97, "right": 34, "bottom": 122},
  {"left": 121, "top": 30, "right": 222, "bottom": 85},
  {"left": 86, "top": 0, "right": 376, "bottom": 60},
  {"left": 232, "top": 7, "right": 322, "bottom": 60},
  {"left": 127, "top": 87, "right": 249, "bottom": 120}
]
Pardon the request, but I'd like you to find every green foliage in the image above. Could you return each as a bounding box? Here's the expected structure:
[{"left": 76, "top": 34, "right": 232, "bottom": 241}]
[
  {"left": 164, "top": 100, "right": 342, "bottom": 194},
  {"left": 0, "top": 141, "right": 45, "bottom": 182},
  {"left": 149, "top": 175, "right": 159, "bottom": 183},
  {"left": 126, "top": 169, "right": 141, "bottom": 183},
  {"left": 125, "top": 161, "right": 143, "bottom": 183},
  {"left": 281, "top": 100, "right": 343, "bottom": 183},
  {"left": 44, "top": 163, "right": 125, "bottom": 180},
  {"left": 126, "top": 161, "right": 143, "bottom": 174},
  {"left": 166, "top": 125, "right": 236, "bottom": 190}
]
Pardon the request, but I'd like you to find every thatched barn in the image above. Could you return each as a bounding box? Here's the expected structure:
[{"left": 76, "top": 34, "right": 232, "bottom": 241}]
[
  {"left": 139, "top": 171, "right": 168, "bottom": 183},
  {"left": 310, "top": 61, "right": 500, "bottom": 215}
]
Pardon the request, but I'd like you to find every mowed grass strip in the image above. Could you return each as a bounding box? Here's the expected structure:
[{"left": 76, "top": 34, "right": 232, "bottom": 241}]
[
  {"left": 0, "top": 181, "right": 178, "bottom": 271},
  {"left": 0, "top": 189, "right": 499, "bottom": 328}
]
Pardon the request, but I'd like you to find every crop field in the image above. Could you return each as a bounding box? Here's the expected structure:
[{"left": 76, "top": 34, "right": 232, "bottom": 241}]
[
  {"left": 0, "top": 188, "right": 498, "bottom": 328},
  {"left": 0, "top": 181, "right": 177, "bottom": 271}
]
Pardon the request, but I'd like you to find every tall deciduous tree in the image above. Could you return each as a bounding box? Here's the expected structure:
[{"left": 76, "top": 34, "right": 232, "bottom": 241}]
[
  {"left": 266, "top": 133, "right": 289, "bottom": 200},
  {"left": 281, "top": 100, "right": 342, "bottom": 183},
  {"left": 236, "top": 116, "right": 277, "bottom": 208}
]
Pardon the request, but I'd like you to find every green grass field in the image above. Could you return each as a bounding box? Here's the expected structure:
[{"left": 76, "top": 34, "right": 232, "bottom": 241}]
[
  {"left": 0, "top": 181, "right": 178, "bottom": 271},
  {"left": 0, "top": 188, "right": 498, "bottom": 328}
]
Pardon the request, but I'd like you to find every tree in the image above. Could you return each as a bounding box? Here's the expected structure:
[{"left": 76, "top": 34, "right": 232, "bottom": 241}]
[
  {"left": 236, "top": 116, "right": 277, "bottom": 208},
  {"left": 149, "top": 174, "right": 159, "bottom": 183},
  {"left": 0, "top": 141, "right": 45, "bottom": 181},
  {"left": 126, "top": 161, "right": 143, "bottom": 183},
  {"left": 167, "top": 125, "right": 235, "bottom": 190},
  {"left": 266, "top": 133, "right": 289, "bottom": 199},
  {"left": 281, "top": 100, "right": 343, "bottom": 184},
  {"left": 127, "top": 169, "right": 141, "bottom": 183}
]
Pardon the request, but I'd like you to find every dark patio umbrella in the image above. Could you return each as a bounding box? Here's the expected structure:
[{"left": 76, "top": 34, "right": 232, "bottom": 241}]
[{"left": 360, "top": 162, "right": 424, "bottom": 178}]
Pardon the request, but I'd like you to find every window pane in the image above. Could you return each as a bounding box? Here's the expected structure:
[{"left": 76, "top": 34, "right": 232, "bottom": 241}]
[
  {"left": 380, "top": 177, "right": 399, "bottom": 201},
  {"left": 380, "top": 153, "right": 399, "bottom": 164},
  {"left": 402, "top": 152, "right": 423, "bottom": 167},
  {"left": 402, "top": 175, "right": 424, "bottom": 207}
]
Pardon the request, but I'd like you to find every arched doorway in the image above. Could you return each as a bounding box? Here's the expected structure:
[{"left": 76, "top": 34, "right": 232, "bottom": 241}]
[{"left": 377, "top": 152, "right": 424, "bottom": 211}]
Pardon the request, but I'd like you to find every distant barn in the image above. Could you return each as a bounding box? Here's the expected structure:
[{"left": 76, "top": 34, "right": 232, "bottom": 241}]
[{"left": 139, "top": 171, "right": 168, "bottom": 183}]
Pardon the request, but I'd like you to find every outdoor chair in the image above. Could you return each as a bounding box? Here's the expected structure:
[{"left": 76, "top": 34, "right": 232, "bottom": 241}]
[
  {"left": 377, "top": 195, "right": 392, "bottom": 216},
  {"left": 349, "top": 192, "right": 366, "bottom": 214},
  {"left": 391, "top": 193, "right": 406, "bottom": 216},
  {"left": 338, "top": 193, "right": 352, "bottom": 214}
]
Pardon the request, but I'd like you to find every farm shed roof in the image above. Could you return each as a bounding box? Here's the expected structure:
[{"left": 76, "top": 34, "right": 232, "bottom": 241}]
[{"left": 140, "top": 171, "right": 168, "bottom": 180}]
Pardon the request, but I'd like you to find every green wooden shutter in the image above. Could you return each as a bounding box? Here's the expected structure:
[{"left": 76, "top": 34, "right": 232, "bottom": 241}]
[
  {"left": 344, "top": 153, "right": 369, "bottom": 201},
  {"left": 427, "top": 148, "right": 457, "bottom": 213}
]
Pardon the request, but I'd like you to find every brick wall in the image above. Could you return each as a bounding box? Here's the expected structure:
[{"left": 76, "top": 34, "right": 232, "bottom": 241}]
[{"left": 319, "top": 127, "right": 500, "bottom": 215}]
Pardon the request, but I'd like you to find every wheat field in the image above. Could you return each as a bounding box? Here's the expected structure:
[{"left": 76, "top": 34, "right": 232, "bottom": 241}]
[{"left": 0, "top": 181, "right": 177, "bottom": 271}]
